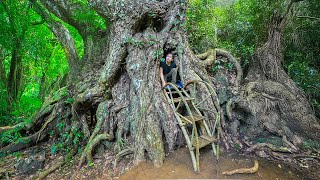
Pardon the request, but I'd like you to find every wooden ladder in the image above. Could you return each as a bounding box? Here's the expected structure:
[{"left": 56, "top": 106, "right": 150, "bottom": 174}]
[{"left": 163, "top": 82, "right": 218, "bottom": 172}]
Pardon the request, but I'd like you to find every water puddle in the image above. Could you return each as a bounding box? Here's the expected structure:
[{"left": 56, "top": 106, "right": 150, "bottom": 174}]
[{"left": 120, "top": 147, "right": 301, "bottom": 180}]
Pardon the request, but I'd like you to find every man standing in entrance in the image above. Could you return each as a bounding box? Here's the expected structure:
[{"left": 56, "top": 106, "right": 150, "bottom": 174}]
[{"left": 160, "top": 53, "right": 178, "bottom": 87}]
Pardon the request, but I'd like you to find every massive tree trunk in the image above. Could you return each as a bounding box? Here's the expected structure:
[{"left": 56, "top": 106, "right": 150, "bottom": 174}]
[
  {"left": 71, "top": 0, "right": 219, "bottom": 166},
  {"left": 234, "top": 1, "right": 320, "bottom": 146},
  {"left": 0, "top": 0, "right": 220, "bottom": 168}
]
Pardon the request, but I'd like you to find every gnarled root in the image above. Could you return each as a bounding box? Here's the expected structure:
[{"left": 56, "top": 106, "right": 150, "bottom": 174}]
[
  {"left": 0, "top": 122, "right": 25, "bottom": 134},
  {"left": 78, "top": 133, "right": 112, "bottom": 169},
  {"left": 215, "top": 48, "right": 242, "bottom": 86},
  {"left": 0, "top": 101, "right": 56, "bottom": 135},
  {"left": 36, "top": 150, "right": 76, "bottom": 180},
  {"left": 0, "top": 104, "right": 60, "bottom": 154},
  {"left": 196, "top": 48, "right": 216, "bottom": 66},
  {"left": 77, "top": 101, "right": 114, "bottom": 169},
  {"left": 196, "top": 48, "right": 243, "bottom": 88},
  {"left": 246, "top": 143, "right": 297, "bottom": 153},
  {"left": 0, "top": 123, "right": 54, "bottom": 154},
  {"left": 113, "top": 148, "right": 133, "bottom": 168},
  {"left": 222, "top": 160, "right": 259, "bottom": 175}
]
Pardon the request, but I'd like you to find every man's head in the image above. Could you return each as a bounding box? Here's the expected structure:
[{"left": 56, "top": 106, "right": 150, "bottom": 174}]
[{"left": 166, "top": 53, "right": 173, "bottom": 62}]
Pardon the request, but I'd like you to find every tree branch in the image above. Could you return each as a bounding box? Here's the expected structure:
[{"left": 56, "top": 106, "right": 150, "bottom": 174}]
[
  {"left": 39, "top": 0, "right": 94, "bottom": 37},
  {"left": 31, "top": 1, "right": 80, "bottom": 82},
  {"left": 30, "top": 19, "right": 45, "bottom": 25},
  {"left": 296, "top": 15, "right": 320, "bottom": 21}
]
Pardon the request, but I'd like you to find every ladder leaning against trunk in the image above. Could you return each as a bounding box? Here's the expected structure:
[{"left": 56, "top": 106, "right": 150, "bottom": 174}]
[{"left": 163, "top": 80, "right": 220, "bottom": 172}]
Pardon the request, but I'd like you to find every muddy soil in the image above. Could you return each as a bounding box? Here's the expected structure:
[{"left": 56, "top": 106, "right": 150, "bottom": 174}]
[
  {"left": 120, "top": 147, "right": 303, "bottom": 180},
  {"left": 0, "top": 142, "right": 313, "bottom": 180}
]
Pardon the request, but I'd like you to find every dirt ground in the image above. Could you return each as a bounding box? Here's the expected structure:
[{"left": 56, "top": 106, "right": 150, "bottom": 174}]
[{"left": 2, "top": 141, "right": 319, "bottom": 180}]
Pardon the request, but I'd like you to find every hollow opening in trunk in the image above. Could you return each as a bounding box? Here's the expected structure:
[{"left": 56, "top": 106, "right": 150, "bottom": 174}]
[{"left": 134, "top": 15, "right": 165, "bottom": 33}]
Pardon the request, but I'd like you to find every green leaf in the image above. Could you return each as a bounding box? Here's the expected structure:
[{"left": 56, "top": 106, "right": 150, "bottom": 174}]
[{"left": 89, "top": 162, "right": 94, "bottom": 167}]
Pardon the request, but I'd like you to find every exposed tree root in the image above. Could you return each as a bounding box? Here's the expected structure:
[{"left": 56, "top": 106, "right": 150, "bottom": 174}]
[
  {"left": 292, "top": 153, "right": 320, "bottom": 161},
  {"left": 36, "top": 159, "right": 64, "bottom": 180},
  {"left": 36, "top": 150, "right": 76, "bottom": 180},
  {"left": 0, "top": 101, "right": 56, "bottom": 135},
  {"left": 0, "top": 104, "right": 60, "bottom": 154},
  {"left": 0, "top": 122, "right": 25, "bottom": 134},
  {"left": 222, "top": 160, "right": 259, "bottom": 175},
  {"left": 77, "top": 100, "right": 114, "bottom": 169},
  {"left": 2, "top": 1, "right": 318, "bottom": 178},
  {"left": 78, "top": 133, "right": 112, "bottom": 169},
  {"left": 0, "top": 125, "right": 52, "bottom": 154},
  {"left": 33, "top": 121, "right": 78, "bottom": 179},
  {"left": 196, "top": 48, "right": 242, "bottom": 87},
  {"left": 196, "top": 48, "right": 245, "bottom": 151},
  {"left": 36, "top": 106, "right": 58, "bottom": 142},
  {"left": 246, "top": 143, "right": 297, "bottom": 153},
  {"left": 114, "top": 148, "right": 133, "bottom": 168},
  {"left": 216, "top": 48, "right": 243, "bottom": 87},
  {"left": 88, "top": 134, "right": 111, "bottom": 165},
  {"left": 196, "top": 48, "right": 216, "bottom": 66},
  {"left": 282, "top": 136, "right": 298, "bottom": 151}
]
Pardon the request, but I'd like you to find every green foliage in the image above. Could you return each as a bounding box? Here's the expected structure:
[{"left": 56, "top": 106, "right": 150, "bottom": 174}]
[
  {"left": 65, "top": 97, "right": 74, "bottom": 104},
  {"left": 187, "top": 0, "right": 217, "bottom": 53},
  {"left": 50, "top": 143, "right": 59, "bottom": 154},
  {"left": 71, "top": 0, "right": 106, "bottom": 31},
  {"left": 153, "top": 49, "right": 164, "bottom": 59},
  {"left": 234, "top": 143, "right": 241, "bottom": 150},
  {"left": 49, "top": 125, "right": 84, "bottom": 155},
  {"left": 72, "top": 127, "right": 83, "bottom": 145},
  {"left": 0, "top": 0, "right": 70, "bottom": 127},
  {"left": 283, "top": 0, "right": 320, "bottom": 114},
  {"left": 1, "top": 128, "right": 23, "bottom": 145},
  {"left": 122, "top": 37, "right": 146, "bottom": 48},
  {"left": 256, "top": 137, "right": 266, "bottom": 143},
  {"left": 57, "top": 121, "right": 65, "bottom": 132},
  {"left": 0, "top": 0, "right": 318, "bottom": 154},
  {"left": 211, "top": 57, "right": 234, "bottom": 73},
  {"left": 89, "top": 162, "right": 95, "bottom": 167},
  {"left": 0, "top": 82, "right": 9, "bottom": 125}
]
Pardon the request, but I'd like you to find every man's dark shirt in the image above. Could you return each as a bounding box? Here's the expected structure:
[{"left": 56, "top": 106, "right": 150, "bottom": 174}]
[{"left": 160, "top": 61, "right": 176, "bottom": 75}]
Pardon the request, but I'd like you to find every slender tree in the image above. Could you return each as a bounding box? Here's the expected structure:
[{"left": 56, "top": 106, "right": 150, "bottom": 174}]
[{"left": 0, "top": 0, "right": 29, "bottom": 107}]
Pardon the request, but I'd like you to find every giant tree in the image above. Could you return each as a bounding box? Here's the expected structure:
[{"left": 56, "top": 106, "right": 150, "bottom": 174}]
[{"left": 233, "top": 0, "right": 320, "bottom": 145}]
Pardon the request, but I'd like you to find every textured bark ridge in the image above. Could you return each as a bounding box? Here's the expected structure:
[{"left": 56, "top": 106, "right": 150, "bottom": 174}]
[{"left": 1, "top": 0, "right": 319, "bottom": 178}]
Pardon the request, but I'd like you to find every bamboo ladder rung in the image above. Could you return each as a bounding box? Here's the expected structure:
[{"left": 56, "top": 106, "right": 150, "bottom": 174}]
[
  {"left": 183, "top": 114, "right": 204, "bottom": 123},
  {"left": 166, "top": 90, "right": 183, "bottom": 94},
  {"left": 192, "top": 135, "right": 215, "bottom": 149},
  {"left": 172, "top": 97, "right": 195, "bottom": 103}
]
